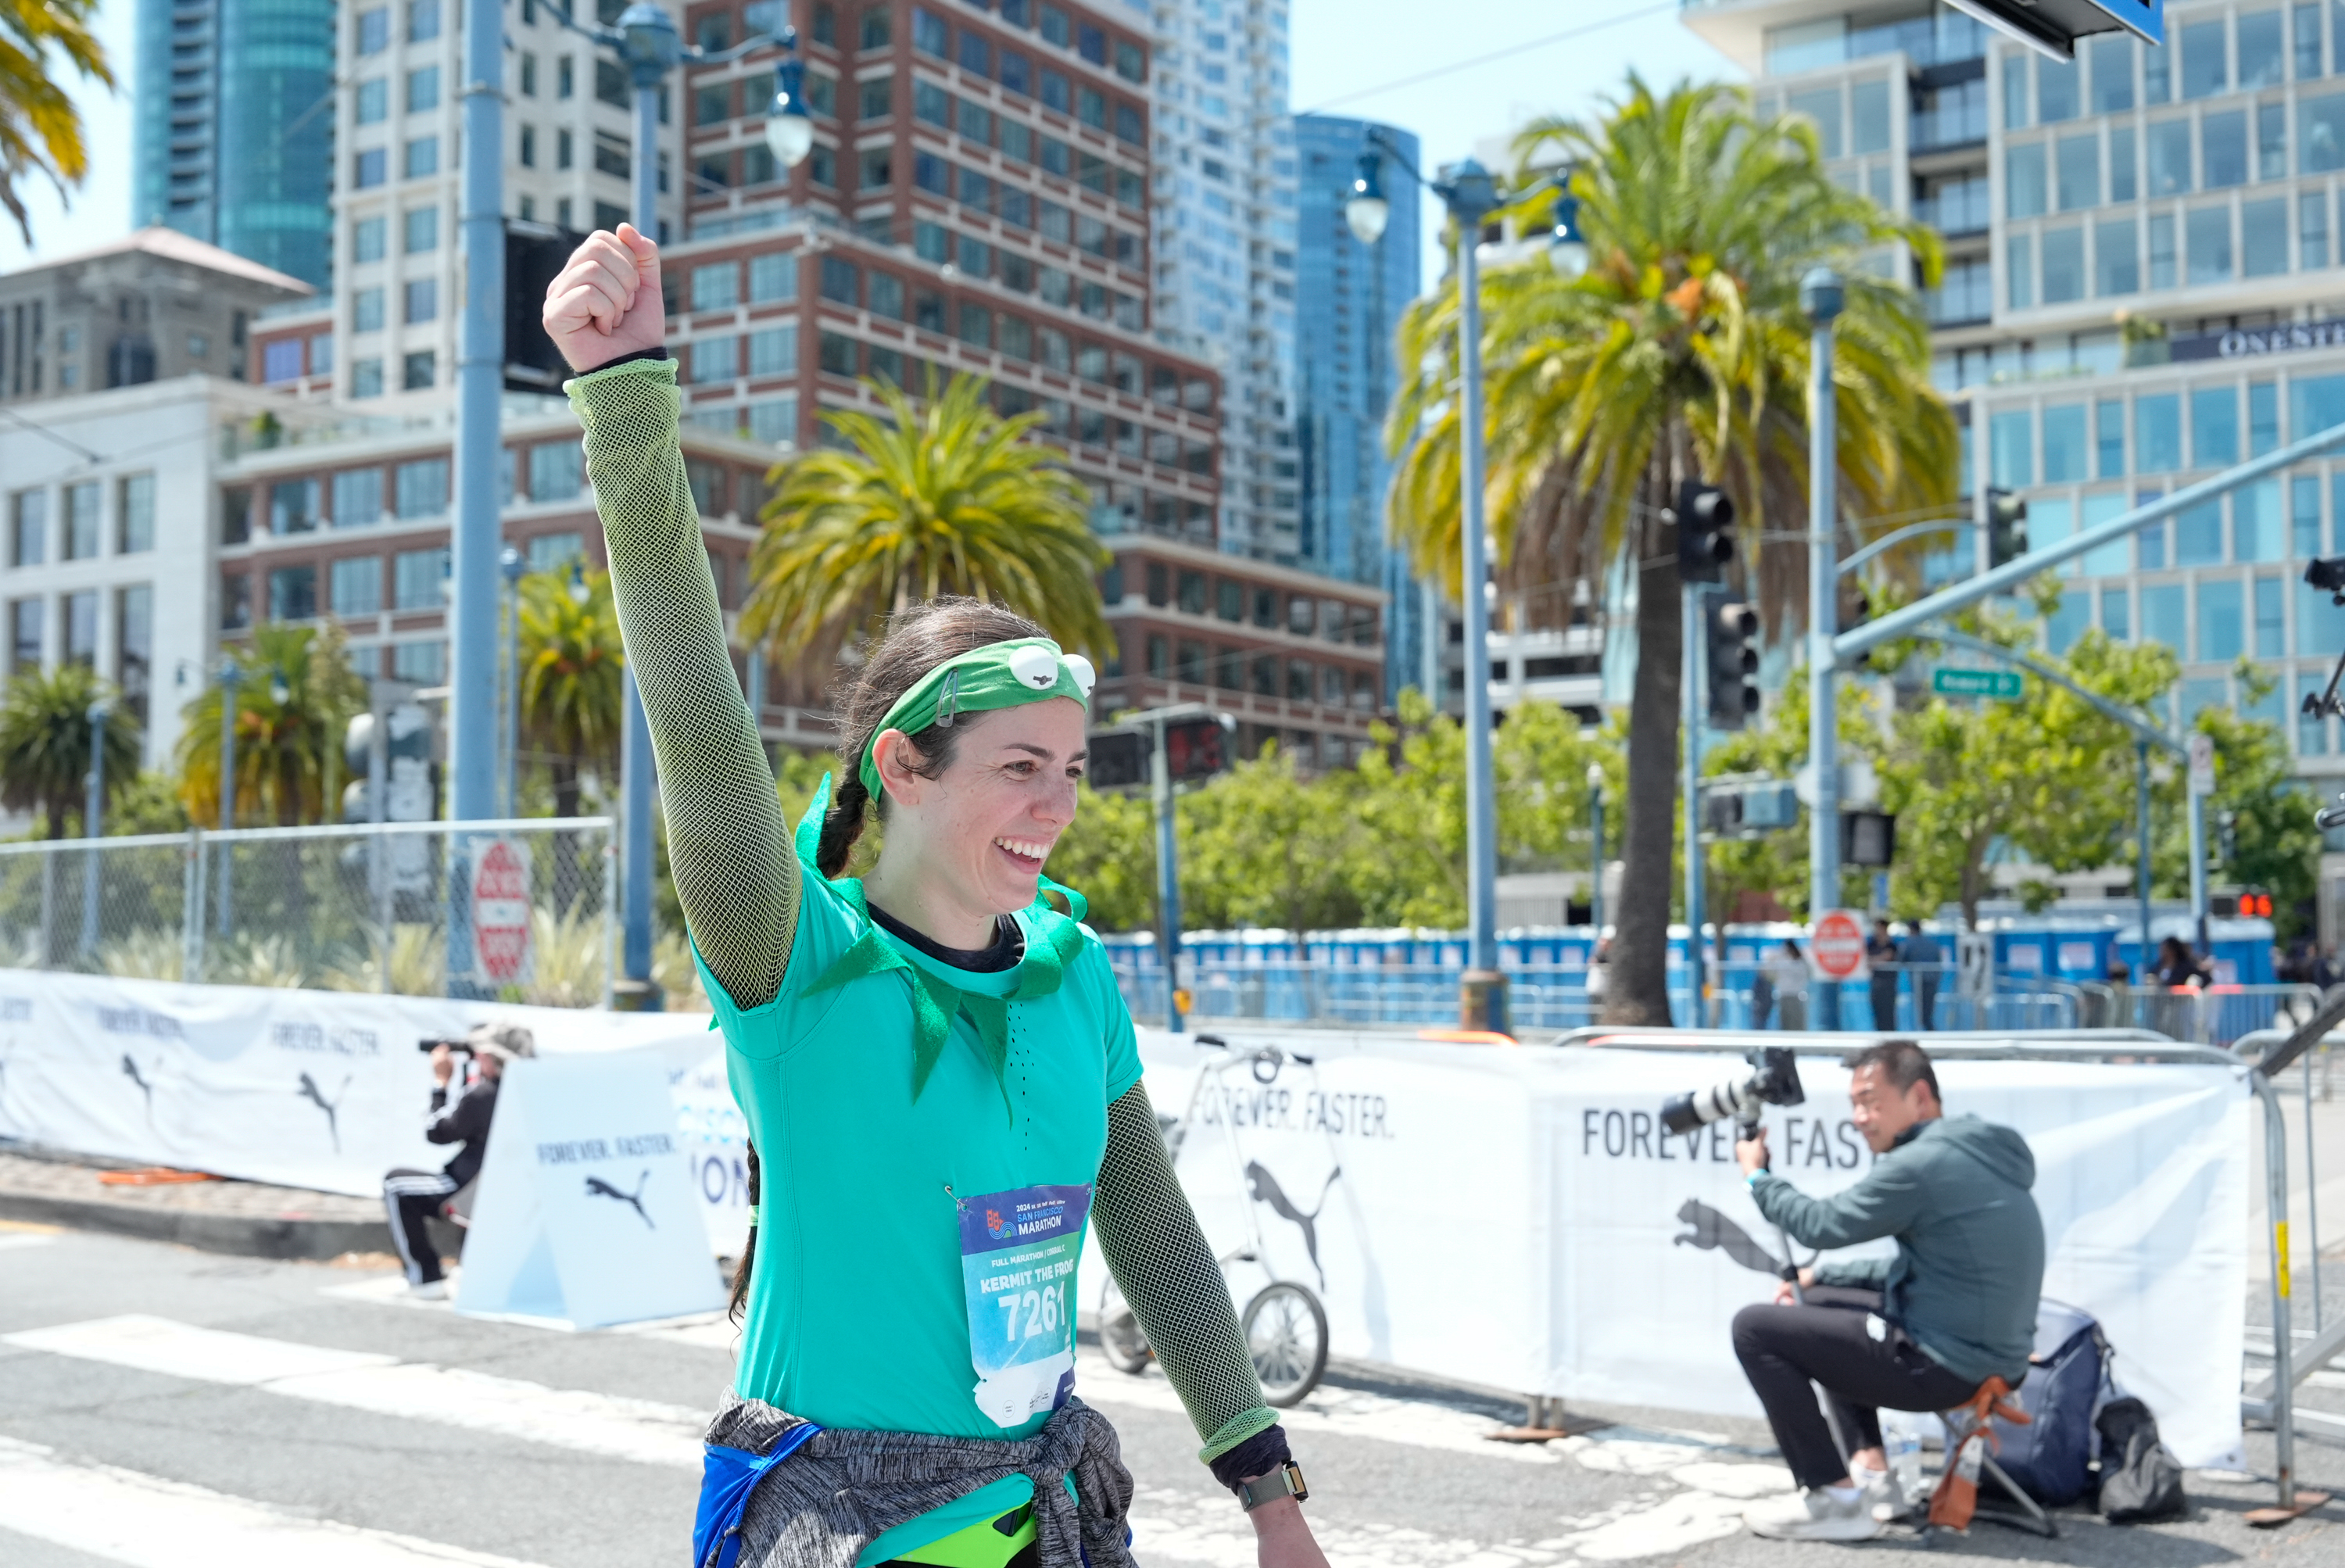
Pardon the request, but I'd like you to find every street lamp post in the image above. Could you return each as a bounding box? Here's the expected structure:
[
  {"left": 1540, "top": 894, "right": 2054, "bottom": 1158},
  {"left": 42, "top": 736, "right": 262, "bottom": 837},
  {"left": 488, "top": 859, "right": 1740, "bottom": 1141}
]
[
  {"left": 217, "top": 659, "right": 241, "bottom": 936},
  {"left": 1348, "top": 139, "right": 1529, "bottom": 1033},
  {"left": 500, "top": 546, "right": 525, "bottom": 818},
  {"left": 80, "top": 696, "right": 113, "bottom": 958},
  {"left": 1802, "top": 267, "right": 1844, "bottom": 1029},
  {"left": 552, "top": 2, "right": 811, "bottom": 1008}
]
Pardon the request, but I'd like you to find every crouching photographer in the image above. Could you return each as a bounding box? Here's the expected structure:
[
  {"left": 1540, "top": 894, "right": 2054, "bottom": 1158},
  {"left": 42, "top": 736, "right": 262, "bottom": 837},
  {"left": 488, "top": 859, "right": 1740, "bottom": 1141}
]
[
  {"left": 381, "top": 1022, "right": 535, "bottom": 1298},
  {"left": 1731, "top": 1040, "right": 2044, "bottom": 1542}
]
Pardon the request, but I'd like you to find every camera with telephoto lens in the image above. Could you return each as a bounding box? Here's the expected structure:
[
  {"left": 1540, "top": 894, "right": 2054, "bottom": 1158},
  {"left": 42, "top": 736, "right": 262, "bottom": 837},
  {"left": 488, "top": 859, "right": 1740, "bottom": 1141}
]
[
  {"left": 1659, "top": 1047, "right": 1806, "bottom": 1137},
  {"left": 417, "top": 1036, "right": 475, "bottom": 1057}
]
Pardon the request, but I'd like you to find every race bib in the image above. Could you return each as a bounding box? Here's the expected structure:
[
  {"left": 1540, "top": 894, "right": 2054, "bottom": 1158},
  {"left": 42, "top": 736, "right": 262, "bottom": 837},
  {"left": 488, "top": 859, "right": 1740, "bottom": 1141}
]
[{"left": 958, "top": 1183, "right": 1091, "bottom": 1429}]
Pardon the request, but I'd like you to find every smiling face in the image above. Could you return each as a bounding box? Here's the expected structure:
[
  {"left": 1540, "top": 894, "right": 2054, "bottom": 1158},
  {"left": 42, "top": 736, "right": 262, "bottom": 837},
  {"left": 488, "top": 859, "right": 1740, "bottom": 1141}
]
[{"left": 866, "top": 699, "right": 1087, "bottom": 943}]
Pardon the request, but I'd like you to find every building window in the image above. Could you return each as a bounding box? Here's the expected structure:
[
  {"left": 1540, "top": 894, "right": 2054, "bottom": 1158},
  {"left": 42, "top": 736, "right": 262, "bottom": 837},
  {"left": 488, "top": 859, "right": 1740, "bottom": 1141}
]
[
  {"left": 352, "top": 358, "right": 385, "bottom": 398},
  {"left": 406, "top": 64, "right": 440, "bottom": 113},
  {"left": 395, "top": 457, "right": 449, "bottom": 517},
  {"left": 558, "top": 55, "right": 574, "bottom": 98},
  {"left": 404, "top": 278, "right": 438, "bottom": 324},
  {"left": 404, "top": 206, "right": 439, "bottom": 252},
  {"left": 526, "top": 532, "right": 584, "bottom": 573},
  {"left": 912, "top": 7, "right": 947, "bottom": 58},
  {"left": 406, "top": 0, "right": 439, "bottom": 43},
  {"left": 353, "top": 287, "right": 385, "bottom": 333},
  {"left": 750, "top": 252, "right": 796, "bottom": 303},
  {"left": 6, "top": 489, "right": 42, "bottom": 567},
  {"left": 520, "top": 52, "right": 538, "bottom": 96},
  {"left": 111, "top": 473, "right": 154, "bottom": 556},
  {"left": 357, "top": 6, "right": 389, "bottom": 53},
  {"left": 333, "top": 467, "right": 385, "bottom": 527},
  {"left": 519, "top": 124, "right": 537, "bottom": 166},
  {"left": 353, "top": 217, "right": 386, "bottom": 262},
  {"left": 6, "top": 596, "right": 40, "bottom": 671},
  {"left": 691, "top": 262, "right": 739, "bottom": 312},
  {"left": 268, "top": 566, "right": 318, "bottom": 622},
  {"left": 748, "top": 324, "right": 796, "bottom": 376},
  {"left": 271, "top": 478, "right": 320, "bottom": 535},
  {"left": 528, "top": 442, "right": 582, "bottom": 500},
  {"left": 403, "top": 137, "right": 439, "bottom": 178},
  {"left": 356, "top": 77, "right": 388, "bottom": 124},
  {"left": 557, "top": 127, "right": 574, "bottom": 170},
  {"left": 402, "top": 350, "right": 436, "bottom": 390},
  {"left": 392, "top": 640, "right": 446, "bottom": 682},
  {"left": 354, "top": 149, "right": 388, "bottom": 188},
  {"left": 62, "top": 481, "right": 99, "bottom": 560},
  {"left": 749, "top": 396, "right": 797, "bottom": 445},
  {"left": 116, "top": 585, "right": 151, "bottom": 722},
  {"left": 393, "top": 547, "right": 449, "bottom": 610},
  {"left": 331, "top": 556, "right": 384, "bottom": 616},
  {"left": 692, "top": 335, "right": 739, "bottom": 382}
]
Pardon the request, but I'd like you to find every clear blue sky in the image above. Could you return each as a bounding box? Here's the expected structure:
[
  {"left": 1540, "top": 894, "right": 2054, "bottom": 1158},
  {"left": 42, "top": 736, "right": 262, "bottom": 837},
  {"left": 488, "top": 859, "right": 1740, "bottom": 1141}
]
[{"left": 0, "top": 0, "right": 1740, "bottom": 277}]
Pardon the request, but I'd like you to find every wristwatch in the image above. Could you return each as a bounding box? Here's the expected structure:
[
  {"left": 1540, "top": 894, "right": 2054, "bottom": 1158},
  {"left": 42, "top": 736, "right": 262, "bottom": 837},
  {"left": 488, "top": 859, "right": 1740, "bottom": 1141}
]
[{"left": 1234, "top": 1460, "right": 1309, "bottom": 1511}]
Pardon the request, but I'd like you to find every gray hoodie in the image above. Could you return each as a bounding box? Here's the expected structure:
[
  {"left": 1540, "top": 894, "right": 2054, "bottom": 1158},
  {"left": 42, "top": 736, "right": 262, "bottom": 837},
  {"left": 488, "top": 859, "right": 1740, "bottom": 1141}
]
[{"left": 1750, "top": 1113, "right": 2045, "bottom": 1387}]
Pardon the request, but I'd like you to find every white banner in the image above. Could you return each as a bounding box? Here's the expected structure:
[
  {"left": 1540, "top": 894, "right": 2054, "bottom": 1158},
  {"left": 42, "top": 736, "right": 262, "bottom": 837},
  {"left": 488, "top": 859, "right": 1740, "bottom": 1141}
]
[
  {"left": 1111, "top": 1029, "right": 2249, "bottom": 1470},
  {"left": 0, "top": 971, "right": 750, "bottom": 1251}
]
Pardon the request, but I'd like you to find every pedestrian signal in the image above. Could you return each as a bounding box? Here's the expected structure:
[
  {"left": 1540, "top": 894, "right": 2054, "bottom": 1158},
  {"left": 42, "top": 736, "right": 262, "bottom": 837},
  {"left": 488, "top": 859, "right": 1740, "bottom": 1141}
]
[{"left": 1673, "top": 481, "right": 1735, "bottom": 584}]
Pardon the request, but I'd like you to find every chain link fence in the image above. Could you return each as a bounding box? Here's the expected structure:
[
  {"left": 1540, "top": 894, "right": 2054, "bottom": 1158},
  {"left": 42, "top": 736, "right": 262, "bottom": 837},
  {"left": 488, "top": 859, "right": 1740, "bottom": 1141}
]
[{"left": 0, "top": 818, "right": 617, "bottom": 1006}]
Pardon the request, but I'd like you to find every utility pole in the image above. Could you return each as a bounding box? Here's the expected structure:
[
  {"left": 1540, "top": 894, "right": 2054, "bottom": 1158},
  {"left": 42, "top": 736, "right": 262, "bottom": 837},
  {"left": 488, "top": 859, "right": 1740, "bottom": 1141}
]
[
  {"left": 1681, "top": 579, "right": 1705, "bottom": 1025},
  {"left": 1587, "top": 762, "right": 1605, "bottom": 936},
  {"left": 1803, "top": 267, "right": 1843, "bottom": 1029},
  {"left": 80, "top": 697, "right": 112, "bottom": 958},
  {"left": 449, "top": 0, "right": 503, "bottom": 825},
  {"left": 1118, "top": 700, "right": 1223, "bottom": 1033},
  {"left": 217, "top": 660, "right": 240, "bottom": 937}
]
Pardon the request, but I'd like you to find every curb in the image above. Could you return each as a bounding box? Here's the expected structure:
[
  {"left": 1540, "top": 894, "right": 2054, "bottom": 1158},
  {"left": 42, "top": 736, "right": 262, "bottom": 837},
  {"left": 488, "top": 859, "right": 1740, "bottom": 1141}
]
[{"left": 0, "top": 1189, "right": 460, "bottom": 1264}]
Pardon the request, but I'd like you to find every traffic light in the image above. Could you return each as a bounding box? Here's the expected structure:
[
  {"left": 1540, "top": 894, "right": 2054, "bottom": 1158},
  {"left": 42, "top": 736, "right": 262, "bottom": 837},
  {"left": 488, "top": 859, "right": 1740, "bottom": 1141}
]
[
  {"left": 1087, "top": 730, "right": 1148, "bottom": 789},
  {"left": 1703, "top": 590, "right": 1760, "bottom": 730},
  {"left": 1841, "top": 811, "right": 1897, "bottom": 867},
  {"left": 1165, "top": 714, "right": 1234, "bottom": 780},
  {"left": 1986, "top": 488, "right": 2029, "bottom": 567},
  {"left": 1673, "top": 481, "right": 1735, "bottom": 584}
]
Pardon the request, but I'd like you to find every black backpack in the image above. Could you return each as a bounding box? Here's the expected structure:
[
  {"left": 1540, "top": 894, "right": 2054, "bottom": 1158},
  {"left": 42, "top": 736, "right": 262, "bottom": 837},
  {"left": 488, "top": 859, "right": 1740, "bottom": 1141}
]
[{"left": 2095, "top": 1398, "right": 2187, "bottom": 1523}]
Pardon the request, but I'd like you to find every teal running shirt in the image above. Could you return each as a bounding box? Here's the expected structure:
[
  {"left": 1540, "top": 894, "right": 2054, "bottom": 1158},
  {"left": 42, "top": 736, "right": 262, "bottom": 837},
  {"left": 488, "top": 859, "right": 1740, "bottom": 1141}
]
[{"left": 697, "top": 841, "right": 1141, "bottom": 1559}]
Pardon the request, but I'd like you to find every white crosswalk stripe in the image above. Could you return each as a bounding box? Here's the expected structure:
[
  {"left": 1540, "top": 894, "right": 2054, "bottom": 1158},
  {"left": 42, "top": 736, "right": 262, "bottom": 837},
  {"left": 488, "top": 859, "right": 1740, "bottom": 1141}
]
[
  {"left": 0, "top": 1436, "right": 553, "bottom": 1568},
  {"left": 3, "top": 1315, "right": 705, "bottom": 1470}
]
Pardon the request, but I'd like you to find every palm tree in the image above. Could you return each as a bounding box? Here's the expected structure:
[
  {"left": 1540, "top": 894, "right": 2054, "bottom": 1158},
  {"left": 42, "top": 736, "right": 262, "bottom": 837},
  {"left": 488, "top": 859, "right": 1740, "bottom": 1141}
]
[
  {"left": 518, "top": 566, "right": 624, "bottom": 818},
  {"left": 741, "top": 373, "right": 1115, "bottom": 675},
  {"left": 1, "top": 0, "right": 113, "bottom": 243},
  {"left": 176, "top": 623, "right": 369, "bottom": 827},
  {"left": 0, "top": 663, "right": 141, "bottom": 838},
  {"left": 1386, "top": 77, "right": 1958, "bottom": 1026}
]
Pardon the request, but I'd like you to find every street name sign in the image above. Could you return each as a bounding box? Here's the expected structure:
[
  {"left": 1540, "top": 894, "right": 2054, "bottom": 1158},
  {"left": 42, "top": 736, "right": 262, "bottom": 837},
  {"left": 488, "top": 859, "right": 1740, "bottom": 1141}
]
[{"left": 1932, "top": 667, "right": 2024, "bottom": 701}]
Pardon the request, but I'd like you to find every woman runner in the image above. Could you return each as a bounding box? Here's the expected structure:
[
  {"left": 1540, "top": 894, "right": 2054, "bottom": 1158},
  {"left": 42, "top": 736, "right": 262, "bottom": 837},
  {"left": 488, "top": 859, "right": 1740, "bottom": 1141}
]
[{"left": 546, "top": 226, "right": 1330, "bottom": 1568}]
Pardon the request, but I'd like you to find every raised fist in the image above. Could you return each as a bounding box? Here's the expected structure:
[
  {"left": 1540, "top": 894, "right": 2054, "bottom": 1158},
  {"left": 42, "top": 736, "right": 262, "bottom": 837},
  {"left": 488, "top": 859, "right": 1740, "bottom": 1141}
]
[{"left": 542, "top": 223, "right": 667, "bottom": 373}]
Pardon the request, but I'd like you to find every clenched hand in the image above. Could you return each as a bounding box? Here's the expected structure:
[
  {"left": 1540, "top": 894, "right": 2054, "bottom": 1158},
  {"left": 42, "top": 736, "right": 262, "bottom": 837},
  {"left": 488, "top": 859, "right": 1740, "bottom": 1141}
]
[{"left": 542, "top": 223, "right": 667, "bottom": 373}]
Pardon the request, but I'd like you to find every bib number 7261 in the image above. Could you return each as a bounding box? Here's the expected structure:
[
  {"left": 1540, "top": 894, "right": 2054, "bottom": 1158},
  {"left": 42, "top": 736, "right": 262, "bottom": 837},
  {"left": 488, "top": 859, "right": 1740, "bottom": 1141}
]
[{"left": 999, "top": 1280, "right": 1067, "bottom": 1341}]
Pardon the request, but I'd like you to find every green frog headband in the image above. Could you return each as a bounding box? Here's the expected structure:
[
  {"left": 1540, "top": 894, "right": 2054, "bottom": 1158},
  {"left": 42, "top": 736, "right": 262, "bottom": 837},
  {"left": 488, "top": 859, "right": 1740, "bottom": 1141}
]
[{"left": 859, "top": 636, "right": 1096, "bottom": 800}]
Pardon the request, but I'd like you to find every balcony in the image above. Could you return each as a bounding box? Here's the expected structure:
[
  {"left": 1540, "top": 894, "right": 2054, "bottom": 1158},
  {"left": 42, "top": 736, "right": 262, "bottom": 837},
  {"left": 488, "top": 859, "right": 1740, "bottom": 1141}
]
[
  {"left": 1911, "top": 98, "right": 1987, "bottom": 152},
  {"left": 1913, "top": 183, "right": 1990, "bottom": 237},
  {"left": 1924, "top": 263, "right": 1993, "bottom": 327}
]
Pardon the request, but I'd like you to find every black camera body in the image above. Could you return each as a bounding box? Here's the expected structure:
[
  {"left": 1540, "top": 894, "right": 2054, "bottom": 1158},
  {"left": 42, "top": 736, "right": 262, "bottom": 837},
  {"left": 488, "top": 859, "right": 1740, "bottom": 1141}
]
[{"left": 1660, "top": 1047, "right": 1806, "bottom": 1137}]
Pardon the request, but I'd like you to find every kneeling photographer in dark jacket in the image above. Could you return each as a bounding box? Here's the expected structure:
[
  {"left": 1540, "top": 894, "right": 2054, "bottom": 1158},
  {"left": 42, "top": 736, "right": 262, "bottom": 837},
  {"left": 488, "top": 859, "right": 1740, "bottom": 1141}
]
[
  {"left": 1731, "top": 1040, "right": 2044, "bottom": 1542},
  {"left": 381, "top": 1022, "right": 534, "bottom": 1298}
]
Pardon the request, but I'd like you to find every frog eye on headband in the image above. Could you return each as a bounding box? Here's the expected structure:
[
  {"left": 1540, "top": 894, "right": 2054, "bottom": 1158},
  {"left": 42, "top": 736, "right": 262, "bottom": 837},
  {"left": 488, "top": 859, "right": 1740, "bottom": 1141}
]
[
  {"left": 1008, "top": 646, "right": 1061, "bottom": 691},
  {"left": 1063, "top": 653, "right": 1096, "bottom": 700}
]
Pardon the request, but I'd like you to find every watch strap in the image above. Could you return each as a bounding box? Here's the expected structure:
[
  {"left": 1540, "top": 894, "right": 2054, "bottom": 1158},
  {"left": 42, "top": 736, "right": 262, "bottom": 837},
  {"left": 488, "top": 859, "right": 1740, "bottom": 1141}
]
[{"left": 1233, "top": 1460, "right": 1308, "bottom": 1511}]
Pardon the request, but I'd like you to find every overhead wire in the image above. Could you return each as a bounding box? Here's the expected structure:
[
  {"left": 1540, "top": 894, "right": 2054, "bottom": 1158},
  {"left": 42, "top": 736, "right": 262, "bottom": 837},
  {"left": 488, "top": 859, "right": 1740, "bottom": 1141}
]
[{"left": 1295, "top": 2, "right": 1681, "bottom": 116}]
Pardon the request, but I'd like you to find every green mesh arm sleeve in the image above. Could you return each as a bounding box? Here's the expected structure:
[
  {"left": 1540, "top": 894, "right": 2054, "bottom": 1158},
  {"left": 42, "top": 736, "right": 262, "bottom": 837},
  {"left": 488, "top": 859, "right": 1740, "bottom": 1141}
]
[
  {"left": 568, "top": 358, "right": 797, "bottom": 1010},
  {"left": 1096, "top": 1083, "right": 1278, "bottom": 1463}
]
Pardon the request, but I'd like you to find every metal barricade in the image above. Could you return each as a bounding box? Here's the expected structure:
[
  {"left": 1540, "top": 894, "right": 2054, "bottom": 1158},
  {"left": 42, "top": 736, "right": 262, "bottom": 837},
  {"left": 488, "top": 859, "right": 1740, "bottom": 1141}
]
[
  {"left": 0, "top": 818, "right": 617, "bottom": 1007},
  {"left": 2235, "top": 995, "right": 2345, "bottom": 1523}
]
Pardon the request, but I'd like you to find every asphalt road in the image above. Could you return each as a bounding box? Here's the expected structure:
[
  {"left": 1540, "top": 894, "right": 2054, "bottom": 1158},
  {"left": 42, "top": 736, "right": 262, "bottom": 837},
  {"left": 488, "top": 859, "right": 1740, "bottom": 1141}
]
[{"left": 2, "top": 1221, "right": 2341, "bottom": 1567}]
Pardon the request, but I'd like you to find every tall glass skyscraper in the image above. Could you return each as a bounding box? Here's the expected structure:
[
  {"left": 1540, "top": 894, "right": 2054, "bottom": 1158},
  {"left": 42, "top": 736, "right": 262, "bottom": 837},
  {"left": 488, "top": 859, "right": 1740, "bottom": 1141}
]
[
  {"left": 134, "top": 0, "right": 338, "bottom": 289},
  {"left": 1294, "top": 114, "right": 1423, "bottom": 696}
]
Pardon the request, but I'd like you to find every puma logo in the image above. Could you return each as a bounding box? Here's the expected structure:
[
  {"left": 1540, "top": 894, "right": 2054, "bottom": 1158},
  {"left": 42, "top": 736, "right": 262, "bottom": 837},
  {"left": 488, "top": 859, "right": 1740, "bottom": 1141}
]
[
  {"left": 297, "top": 1072, "right": 350, "bottom": 1152},
  {"left": 585, "top": 1170, "right": 653, "bottom": 1228},
  {"left": 1673, "top": 1198, "right": 1785, "bottom": 1276},
  {"left": 1244, "top": 1160, "right": 1341, "bottom": 1290},
  {"left": 121, "top": 1054, "right": 156, "bottom": 1121}
]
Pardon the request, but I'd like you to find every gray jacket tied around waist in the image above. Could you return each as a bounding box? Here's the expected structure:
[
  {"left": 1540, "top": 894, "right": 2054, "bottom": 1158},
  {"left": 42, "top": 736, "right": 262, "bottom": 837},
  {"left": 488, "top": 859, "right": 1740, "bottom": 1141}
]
[{"left": 707, "top": 1395, "right": 1136, "bottom": 1568}]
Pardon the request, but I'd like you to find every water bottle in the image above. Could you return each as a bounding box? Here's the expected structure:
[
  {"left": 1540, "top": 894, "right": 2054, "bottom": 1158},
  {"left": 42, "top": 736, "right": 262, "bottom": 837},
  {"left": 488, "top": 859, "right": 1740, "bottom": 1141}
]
[{"left": 1888, "top": 1427, "right": 1924, "bottom": 1515}]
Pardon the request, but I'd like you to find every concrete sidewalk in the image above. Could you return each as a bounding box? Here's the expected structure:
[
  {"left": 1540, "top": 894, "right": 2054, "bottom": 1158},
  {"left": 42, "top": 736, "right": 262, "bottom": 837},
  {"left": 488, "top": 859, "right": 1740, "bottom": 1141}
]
[{"left": 0, "top": 1144, "right": 407, "bottom": 1260}]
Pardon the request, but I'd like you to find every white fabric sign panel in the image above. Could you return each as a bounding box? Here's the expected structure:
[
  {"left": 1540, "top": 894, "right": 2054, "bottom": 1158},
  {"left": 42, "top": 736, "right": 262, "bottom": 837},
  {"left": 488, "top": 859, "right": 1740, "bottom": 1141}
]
[
  {"left": 456, "top": 1051, "right": 727, "bottom": 1328},
  {"left": 1119, "top": 1030, "right": 2247, "bottom": 1470}
]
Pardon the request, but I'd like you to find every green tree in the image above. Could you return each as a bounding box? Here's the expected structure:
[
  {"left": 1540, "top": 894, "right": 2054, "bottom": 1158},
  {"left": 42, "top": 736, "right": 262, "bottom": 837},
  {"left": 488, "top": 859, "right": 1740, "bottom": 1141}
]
[
  {"left": 742, "top": 374, "right": 1114, "bottom": 677},
  {"left": 175, "top": 624, "right": 368, "bottom": 827},
  {"left": 0, "top": 0, "right": 113, "bottom": 244},
  {"left": 1044, "top": 782, "right": 1156, "bottom": 933},
  {"left": 2155, "top": 664, "right": 2322, "bottom": 935},
  {"left": 1386, "top": 76, "right": 1956, "bottom": 1025},
  {"left": 0, "top": 663, "right": 141, "bottom": 838},
  {"left": 517, "top": 566, "right": 624, "bottom": 818}
]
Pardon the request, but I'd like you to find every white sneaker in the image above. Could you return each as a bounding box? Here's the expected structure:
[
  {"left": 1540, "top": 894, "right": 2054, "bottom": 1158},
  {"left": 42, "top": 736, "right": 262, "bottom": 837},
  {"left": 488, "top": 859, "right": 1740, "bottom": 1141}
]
[
  {"left": 1852, "top": 1465, "right": 1912, "bottom": 1522},
  {"left": 406, "top": 1279, "right": 448, "bottom": 1301},
  {"left": 1743, "top": 1487, "right": 1885, "bottom": 1541}
]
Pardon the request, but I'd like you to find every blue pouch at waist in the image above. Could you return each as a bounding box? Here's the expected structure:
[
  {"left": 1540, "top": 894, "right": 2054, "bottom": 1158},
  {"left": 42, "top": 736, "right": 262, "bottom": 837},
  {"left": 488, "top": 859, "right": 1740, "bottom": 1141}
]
[{"left": 695, "top": 1422, "right": 822, "bottom": 1568}]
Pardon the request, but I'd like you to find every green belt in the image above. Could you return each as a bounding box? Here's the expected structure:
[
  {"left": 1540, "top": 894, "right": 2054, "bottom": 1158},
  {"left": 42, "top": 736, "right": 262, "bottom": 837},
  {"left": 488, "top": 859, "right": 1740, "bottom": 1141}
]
[{"left": 883, "top": 1503, "right": 1036, "bottom": 1568}]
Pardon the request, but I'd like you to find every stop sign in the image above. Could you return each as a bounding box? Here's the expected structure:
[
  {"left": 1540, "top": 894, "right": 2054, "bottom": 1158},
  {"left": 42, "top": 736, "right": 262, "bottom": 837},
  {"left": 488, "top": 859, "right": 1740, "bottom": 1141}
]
[
  {"left": 472, "top": 838, "right": 534, "bottom": 984},
  {"left": 1809, "top": 908, "right": 1870, "bottom": 982}
]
